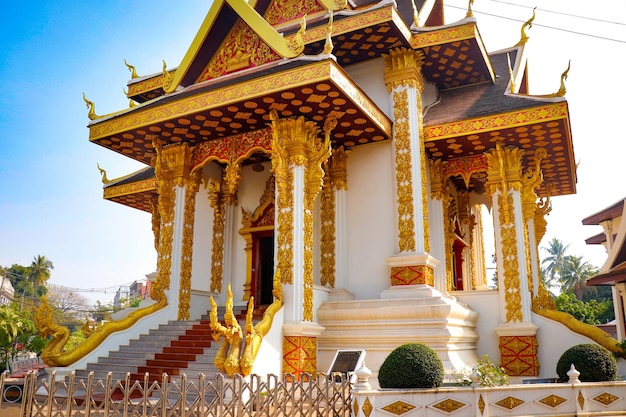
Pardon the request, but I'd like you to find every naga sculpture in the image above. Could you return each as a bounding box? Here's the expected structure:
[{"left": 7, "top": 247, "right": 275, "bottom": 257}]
[{"left": 209, "top": 274, "right": 283, "bottom": 377}]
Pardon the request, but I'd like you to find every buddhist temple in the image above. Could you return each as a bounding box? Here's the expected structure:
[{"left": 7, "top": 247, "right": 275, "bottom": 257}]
[{"left": 35, "top": 0, "right": 625, "bottom": 384}]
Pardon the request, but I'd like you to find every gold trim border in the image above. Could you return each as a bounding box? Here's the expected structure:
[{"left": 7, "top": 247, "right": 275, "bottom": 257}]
[
  {"left": 90, "top": 60, "right": 391, "bottom": 142},
  {"left": 424, "top": 102, "right": 569, "bottom": 141},
  {"left": 103, "top": 178, "right": 156, "bottom": 199},
  {"left": 411, "top": 22, "right": 477, "bottom": 48}
]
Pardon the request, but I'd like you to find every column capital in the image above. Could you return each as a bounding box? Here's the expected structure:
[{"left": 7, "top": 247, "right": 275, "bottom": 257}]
[
  {"left": 328, "top": 145, "right": 350, "bottom": 191},
  {"left": 154, "top": 141, "right": 193, "bottom": 187},
  {"left": 383, "top": 48, "right": 425, "bottom": 92}
]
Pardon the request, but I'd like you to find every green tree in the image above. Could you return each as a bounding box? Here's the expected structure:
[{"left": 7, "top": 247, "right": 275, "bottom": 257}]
[
  {"left": 560, "top": 255, "right": 599, "bottom": 299},
  {"left": 0, "top": 305, "right": 39, "bottom": 370},
  {"left": 555, "top": 292, "right": 614, "bottom": 325},
  {"left": 29, "top": 255, "right": 54, "bottom": 287},
  {"left": 541, "top": 237, "right": 570, "bottom": 287}
]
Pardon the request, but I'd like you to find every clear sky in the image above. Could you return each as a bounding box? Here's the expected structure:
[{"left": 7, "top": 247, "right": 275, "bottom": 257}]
[{"left": 0, "top": 0, "right": 624, "bottom": 304}]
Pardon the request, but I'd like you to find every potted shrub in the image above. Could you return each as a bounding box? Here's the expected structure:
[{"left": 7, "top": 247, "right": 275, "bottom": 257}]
[
  {"left": 378, "top": 343, "right": 444, "bottom": 389},
  {"left": 556, "top": 344, "right": 617, "bottom": 382}
]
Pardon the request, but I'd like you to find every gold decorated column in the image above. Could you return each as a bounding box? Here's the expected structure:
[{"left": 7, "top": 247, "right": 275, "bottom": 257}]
[
  {"left": 320, "top": 146, "right": 349, "bottom": 289},
  {"left": 383, "top": 47, "right": 438, "bottom": 288},
  {"left": 270, "top": 110, "right": 334, "bottom": 378},
  {"left": 486, "top": 141, "right": 539, "bottom": 377},
  {"left": 151, "top": 140, "right": 200, "bottom": 320}
]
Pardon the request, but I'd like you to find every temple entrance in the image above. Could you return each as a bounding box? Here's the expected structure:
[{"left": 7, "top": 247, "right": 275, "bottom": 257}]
[
  {"left": 239, "top": 174, "right": 275, "bottom": 305},
  {"left": 252, "top": 232, "right": 274, "bottom": 305}
]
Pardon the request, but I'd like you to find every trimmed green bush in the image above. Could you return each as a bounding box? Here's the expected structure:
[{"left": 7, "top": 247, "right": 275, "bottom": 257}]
[
  {"left": 556, "top": 344, "right": 617, "bottom": 382},
  {"left": 378, "top": 343, "right": 444, "bottom": 388}
]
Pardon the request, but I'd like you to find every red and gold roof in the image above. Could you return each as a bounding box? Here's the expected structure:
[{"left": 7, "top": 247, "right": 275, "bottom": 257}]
[{"left": 98, "top": 0, "right": 574, "bottom": 210}]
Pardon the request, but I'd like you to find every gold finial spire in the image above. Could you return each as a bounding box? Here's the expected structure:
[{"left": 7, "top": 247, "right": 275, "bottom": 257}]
[
  {"left": 82, "top": 93, "right": 100, "bottom": 120},
  {"left": 124, "top": 59, "right": 139, "bottom": 79},
  {"left": 411, "top": 0, "right": 420, "bottom": 27},
  {"left": 466, "top": 0, "right": 474, "bottom": 18},
  {"left": 516, "top": 7, "right": 536, "bottom": 46},
  {"left": 162, "top": 60, "right": 174, "bottom": 92},
  {"left": 323, "top": 11, "right": 334, "bottom": 55},
  {"left": 288, "top": 15, "right": 306, "bottom": 56},
  {"left": 556, "top": 60, "right": 570, "bottom": 97},
  {"left": 97, "top": 163, "right": 112, "bottom": 184},
  {"left": 507, "top": 53, "right": 516, "bottom": 93}
]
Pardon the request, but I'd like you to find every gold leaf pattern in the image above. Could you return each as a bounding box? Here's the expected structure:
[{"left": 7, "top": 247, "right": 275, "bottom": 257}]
[
  {"left": 593, "top": 392, "right": 619, "bottom": 406},
  {"left": 432, "top": 398, "right": 466, "bottom": 413},
  {"left": 495, "top": 396, "right": 524, "bottom": 410},
  {"left": 381, "top": 401, "right": 415, "bottom": 415},
  {"left": 538, "top": 394, "right": 567, "bottom": 408},
  {"left": 363, "top": 397, "right": 373, "bottom": 417}
]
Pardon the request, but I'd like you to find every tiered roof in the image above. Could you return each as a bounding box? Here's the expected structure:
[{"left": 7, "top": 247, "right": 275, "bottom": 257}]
[{"left": 90, "top": 0, "right": 575, "bottom": 211}]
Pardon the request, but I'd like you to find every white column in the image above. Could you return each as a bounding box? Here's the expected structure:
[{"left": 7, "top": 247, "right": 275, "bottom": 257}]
[
  {"left": 282, "top": 165, "right": 306, "bottom": 323},
  {"left": 429, "top": 196, "right": 447, "bottom": 293}
]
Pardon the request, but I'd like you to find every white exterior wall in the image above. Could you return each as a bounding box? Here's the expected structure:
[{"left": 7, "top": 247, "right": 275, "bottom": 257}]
[
  {"left": 344, "top": 141, "right": 395, "bottom": 299},
  {"left": 191, "top": 183, "right": 213, "bottom": 292},
  {"left": 345, "top": 58, "right": 390, "bottom": 118},
  {"left": 454, "top": 290, "right": 501, "bottom": 361}
]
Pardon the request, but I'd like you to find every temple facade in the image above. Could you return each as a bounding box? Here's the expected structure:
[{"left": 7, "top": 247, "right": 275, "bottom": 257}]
[{"left": 37, "top": 0, "right": 625, "bottom": 383}]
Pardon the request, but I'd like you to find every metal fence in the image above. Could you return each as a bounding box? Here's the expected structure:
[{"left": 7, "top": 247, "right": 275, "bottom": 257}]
[{"left": 17, "top": 371, "right": 353, "bottom": 417}]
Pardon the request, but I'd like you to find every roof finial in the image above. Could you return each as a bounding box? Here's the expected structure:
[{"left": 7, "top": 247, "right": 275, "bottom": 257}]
[
  {"left": 516, "top": 7, "right": 536, "bottom": 46},
  {"left": 162, "top": 60, "right": 174, "bottom": 92},
  {"left": 124, "top": 59, "right": 139, "bottom": 79},
  {"left": 288, "top": 15, "right": 307, "bottom": 56},
  {"left": 507, "top": 53, "right": 516, "bottom": 93},
  {"left": 412, "top": 0, "right": 420, "bottom": 27},
  {"left": 556, "top": 60, "right": 570, "bottom": 97},
  {"left": 82, "top": 93, "right": 100, "bottom": 120},
  {"left": 323, "top": 11, "right": 334, "bottom": 55},
  {"left": 97, "top": 163, "right": 112, "bottom": 184},
  {"left": 466, "top": 0, "right": 474, "bottom": 18}
]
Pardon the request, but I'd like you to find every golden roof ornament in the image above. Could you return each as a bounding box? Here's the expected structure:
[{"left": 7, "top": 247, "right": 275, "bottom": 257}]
[
  {"left": 82, "top": 93, "right": 101, "bottom": 120},
  {"left": 516, "top": 7, "right": 536, "bottom": 46},
  {"left": 556, "top": 60, "right": 570, "bottom": 97},
  {"left": 288, "top": 16, "right": 306, "bottom": 56},
  {"left": 124, "top": 59, "right": 140, "bottom": 79},
  {"left": 323, "top": 11, "right": 334, "bottom": 55},
  {"left": 162, "top": 60, "right": 174, "bottom": 92},
  {"left": 466, "top": 0, "right": 474, "bottom": 18},
  {"left": 97, "top": 163, "right": 113, "bottom": 184}
]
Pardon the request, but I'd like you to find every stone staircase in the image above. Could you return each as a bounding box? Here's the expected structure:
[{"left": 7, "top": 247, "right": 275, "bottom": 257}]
[{"left": 75, "top": 307, "right": 249, "bottom": 384}]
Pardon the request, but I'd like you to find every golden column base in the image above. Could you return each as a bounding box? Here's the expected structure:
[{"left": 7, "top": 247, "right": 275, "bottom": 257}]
[
  {"left": 499, "top": 335, "right": 539, "bottom": 377},
  {"left": 282, "top": 335, "right": 318, "bottom": 380},
  {"left": 390, "top": 264, "right": 435, "bottom": 286}
]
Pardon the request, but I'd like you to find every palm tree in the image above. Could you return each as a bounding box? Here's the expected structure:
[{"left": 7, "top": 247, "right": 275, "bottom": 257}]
[
  {"left": 559, "top": 255, "right": 598, "bottom": 300},
  {"left": 541, "top": 238, "right": 570, "bottom": 287},
  {"left": 29, "top": 255, "right": 54, "bottom": 287}
]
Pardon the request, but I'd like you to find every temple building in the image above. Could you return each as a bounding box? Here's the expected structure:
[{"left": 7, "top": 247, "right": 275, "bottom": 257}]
[
  {"left": 584, "top": 198, "right": 626, "bottom": 341},
  {"left": 35, "top": 0, "right": 625, "bottom": 383}
]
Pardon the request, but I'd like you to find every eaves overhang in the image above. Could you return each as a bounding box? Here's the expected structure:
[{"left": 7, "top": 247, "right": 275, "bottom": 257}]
[
  {"left": 89, "top": 58, "right": 392, "bottom": 165},
  {"left": 423, "top": 101, "right": 576, "bottom": 197}
]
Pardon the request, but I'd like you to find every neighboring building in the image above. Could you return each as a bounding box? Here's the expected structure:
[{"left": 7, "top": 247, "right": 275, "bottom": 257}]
[
  {"left": 0, "top": 274, "right": 14, "bottom": 306},
  {"left": 42, "top": 0, "right": 621, "bottom": 381},
  {"left": 584, "top": 198, "right": 626, "bottom": 340},
  {"left": 113, "top": 285, "right": 130, "bottom": 308},
  {"left": 113, "top": 279, "right": 152, "bottom": 308}
]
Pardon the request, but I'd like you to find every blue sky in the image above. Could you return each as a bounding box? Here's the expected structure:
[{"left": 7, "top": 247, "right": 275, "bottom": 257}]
[{"left": 0, "top": 0, "right": 624, "bottom": 303}]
